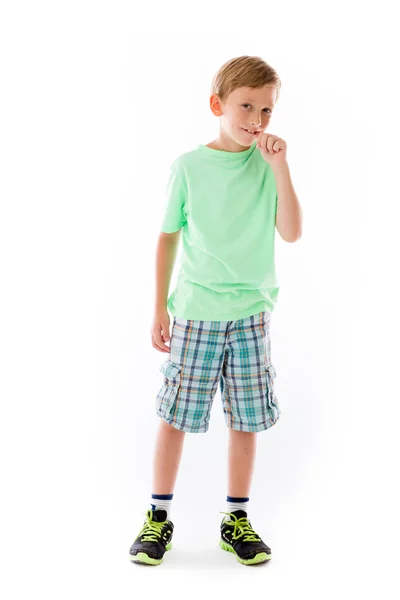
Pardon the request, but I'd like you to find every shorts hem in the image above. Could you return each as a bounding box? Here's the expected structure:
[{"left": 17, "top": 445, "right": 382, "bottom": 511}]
[
  {"left": 226, "top": 413, "right": 280, "bottom": 432},
  {"left": 157, "top": 413, "right": 209, "bottom": 434}
]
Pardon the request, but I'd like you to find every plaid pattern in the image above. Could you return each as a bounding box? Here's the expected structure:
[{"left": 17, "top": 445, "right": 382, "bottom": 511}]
[{"left": 156, "top": 311, "right": 281, "bottom": 433}]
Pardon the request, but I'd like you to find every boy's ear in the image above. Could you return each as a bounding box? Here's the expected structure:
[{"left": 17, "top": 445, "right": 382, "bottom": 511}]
[{"left": 209, "top": 94, "right": 223, "bottom": 117}]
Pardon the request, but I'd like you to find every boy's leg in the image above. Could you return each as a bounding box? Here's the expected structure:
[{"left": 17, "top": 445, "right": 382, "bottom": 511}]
[
  {"left": 220, "top": 428, "right": 271, "bottom": 565},
  {"left": 218, "top": 313, "right": 276, "bottom": 564},
  {"left": 153, "top": 419, "right": 186, "bottom": 494},
  {"left": 129, "top": 420, "right": 185, "bottom": 565},
  {"left": 227, "top": 429, "right": 257, "bottom": 498}
]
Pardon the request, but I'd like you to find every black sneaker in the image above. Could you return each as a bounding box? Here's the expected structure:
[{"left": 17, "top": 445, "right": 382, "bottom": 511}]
[
  {"left": 220, "top": 509, "right": 272, "bottom": 565},
  {"left": 129, "top": 509, "right": 174, "bottom": 565}
]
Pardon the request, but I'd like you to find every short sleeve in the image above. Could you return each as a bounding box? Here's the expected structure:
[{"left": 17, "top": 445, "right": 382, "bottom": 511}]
[{"left": 160, "top": 160, "right": 188, "bottom": 233}]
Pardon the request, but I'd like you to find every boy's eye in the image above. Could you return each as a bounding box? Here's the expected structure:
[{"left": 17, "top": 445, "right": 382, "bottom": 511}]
[{"left": 242, "top": 104, "right": 271, "bottom": 114}]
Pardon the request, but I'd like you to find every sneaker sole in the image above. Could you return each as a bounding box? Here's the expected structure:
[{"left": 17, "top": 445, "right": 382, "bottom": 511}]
[
  {"left": 129, "top": 543, "right": 172, "bottom": 565},
  {"left": 219, "top": 539, "right": 271, "bottom": 565}
]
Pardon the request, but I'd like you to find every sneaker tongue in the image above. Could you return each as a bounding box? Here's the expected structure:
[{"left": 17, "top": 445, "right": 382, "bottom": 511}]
[
  {"left": 150, "top": 509, "right": 168, "bottom": 522},
  {"left": 230, "top": 509, "right": 247, "bottom": 519}
]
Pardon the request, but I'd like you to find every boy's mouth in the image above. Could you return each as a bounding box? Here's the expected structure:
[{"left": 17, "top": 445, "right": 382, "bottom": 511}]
[{"left": 241, "top": 127, "right": 260, "bottom": 135}]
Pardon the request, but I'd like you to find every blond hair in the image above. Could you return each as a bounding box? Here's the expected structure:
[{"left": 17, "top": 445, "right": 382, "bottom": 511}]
[{"left": 211, "top": 55, "right": 281, "bottom": 104}]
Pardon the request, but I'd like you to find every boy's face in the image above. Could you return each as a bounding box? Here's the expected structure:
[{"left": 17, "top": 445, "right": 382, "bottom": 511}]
[{"left": 214, "top": 85, "right": 277, "bottom": 147}]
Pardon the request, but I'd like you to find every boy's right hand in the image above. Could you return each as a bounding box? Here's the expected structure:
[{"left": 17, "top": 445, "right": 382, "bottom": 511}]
[{"left": 151, "top": 308, "right": 171, "bottom": 353}]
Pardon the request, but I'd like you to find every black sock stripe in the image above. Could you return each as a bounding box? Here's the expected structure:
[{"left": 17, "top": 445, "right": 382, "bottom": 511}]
[
  {"left": 226, "top": 496, "right": 249, "bottom": 503},
  {"left": 151, "top": 494, "right": 174, "bottom": 500}
]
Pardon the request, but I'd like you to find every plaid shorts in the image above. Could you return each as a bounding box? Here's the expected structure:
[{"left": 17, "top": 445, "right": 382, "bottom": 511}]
[{"left": 155, "top": 311, "right": 281, "bottom": 433}]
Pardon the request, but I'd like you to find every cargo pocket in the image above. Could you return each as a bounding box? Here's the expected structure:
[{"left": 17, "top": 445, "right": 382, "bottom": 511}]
[
  {"left": 156, "top": 359, "right": 183, "bottom": 420},
  {"left": 265, "top": 364, "right": 281, "bottom": 421}
]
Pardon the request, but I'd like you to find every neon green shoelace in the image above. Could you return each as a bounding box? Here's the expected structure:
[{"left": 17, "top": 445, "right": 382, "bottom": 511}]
[
  {"left": 220, "top": 511, "right": 261, "bottom": 542},
  {"left": 138, "top": 510, "right": 165, "bottom": 542}
]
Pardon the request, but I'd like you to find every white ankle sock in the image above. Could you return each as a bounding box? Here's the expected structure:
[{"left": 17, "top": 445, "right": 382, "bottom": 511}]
[
  {"left": 150, "top": 494, "right": 173, "bottom": 519},
  {"left": 226, "top": 496, "right": 249, "bottom": 515}
]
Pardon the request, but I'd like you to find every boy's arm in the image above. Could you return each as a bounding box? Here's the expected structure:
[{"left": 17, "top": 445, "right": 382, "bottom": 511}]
[
  {"left": 155, "top": 230, "right": 181, "bottom": 310},
  {"left": 273, "top": 162, "right": 303, "bottom": 243}
]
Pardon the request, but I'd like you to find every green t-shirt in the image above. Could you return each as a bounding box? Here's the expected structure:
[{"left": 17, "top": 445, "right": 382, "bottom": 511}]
[{"left": 161, "top": 140, "right": 280, "bottom": 321}]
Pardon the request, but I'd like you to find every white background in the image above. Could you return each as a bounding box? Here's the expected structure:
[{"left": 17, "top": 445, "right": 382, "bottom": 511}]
[{"left": 1, "top": 2, "right": 400, "bottom": 598}]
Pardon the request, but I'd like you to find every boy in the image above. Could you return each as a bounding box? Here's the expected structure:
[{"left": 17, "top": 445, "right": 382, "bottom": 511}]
[{"left": 129, "top": 55, "right": 302, "bottom": 566}]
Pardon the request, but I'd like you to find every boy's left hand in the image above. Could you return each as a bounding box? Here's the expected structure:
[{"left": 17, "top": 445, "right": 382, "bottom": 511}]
[{"left": 255, "top": 132, "right": 287, "bottom": 168}]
